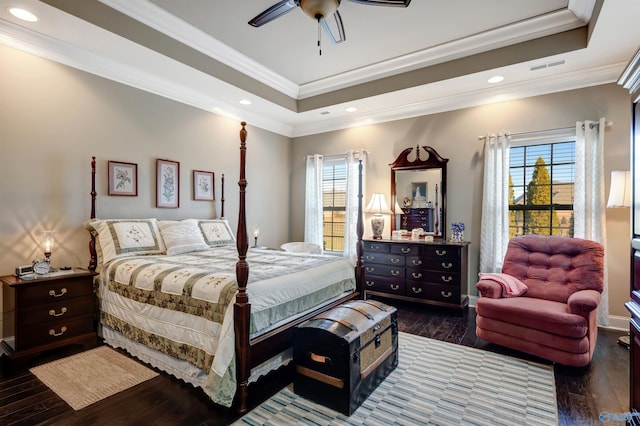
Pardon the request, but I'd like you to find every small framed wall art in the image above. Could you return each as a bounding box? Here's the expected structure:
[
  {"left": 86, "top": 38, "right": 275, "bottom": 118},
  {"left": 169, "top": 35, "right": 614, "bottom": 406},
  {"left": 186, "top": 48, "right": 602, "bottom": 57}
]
[
  {"left": 108, "top": 160, "right": 138, "bottom": 196},
  {"left": 156, "top": 158, "right": 180, "bottom": 208},
  {"left": 193, "top": 170, "right": 215, "bottom": 201}
]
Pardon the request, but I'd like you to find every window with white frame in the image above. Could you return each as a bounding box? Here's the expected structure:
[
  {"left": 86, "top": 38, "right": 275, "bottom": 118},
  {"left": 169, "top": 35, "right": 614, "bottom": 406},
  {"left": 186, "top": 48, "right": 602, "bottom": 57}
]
[
  {"left": 322, "top": 156, "right": 347, "bottom": 252},
  {"left": 508, "top": 136, "right": 575, "bottom": 238}
]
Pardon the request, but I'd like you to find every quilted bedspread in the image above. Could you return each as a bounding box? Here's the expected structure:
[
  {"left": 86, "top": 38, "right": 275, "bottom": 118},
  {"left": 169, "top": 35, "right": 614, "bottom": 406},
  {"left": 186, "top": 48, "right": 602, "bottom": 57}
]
[{"left": 98, "top": 246, "right": 356, "bottom": 407}]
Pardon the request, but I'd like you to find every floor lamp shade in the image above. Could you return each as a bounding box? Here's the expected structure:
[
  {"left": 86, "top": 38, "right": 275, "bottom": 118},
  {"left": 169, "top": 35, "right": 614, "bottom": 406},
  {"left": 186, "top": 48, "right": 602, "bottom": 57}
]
[
  {"left": 606, "top": 170, "right": 631, "bottom": 208},
  {"left": 365, "top": 193, "right": 393, "bottom": 239}
]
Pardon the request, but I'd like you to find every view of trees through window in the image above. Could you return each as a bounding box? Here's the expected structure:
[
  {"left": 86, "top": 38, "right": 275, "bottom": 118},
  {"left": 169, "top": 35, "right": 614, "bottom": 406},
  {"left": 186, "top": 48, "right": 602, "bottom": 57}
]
[
  {"left": 322, "top": 158, "right": 347, "bottom": 252},
  {"left": 509, "top": 141, "right": 575, "bottom": 237}
]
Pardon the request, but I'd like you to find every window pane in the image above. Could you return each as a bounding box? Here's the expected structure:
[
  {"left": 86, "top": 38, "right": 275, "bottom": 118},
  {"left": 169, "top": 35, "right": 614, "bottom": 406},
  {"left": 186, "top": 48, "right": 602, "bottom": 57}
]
[
  {"left": 322, "top": 159, "right": 347, "bottom": 252},
  {"left": 508, "top": 140, "right": 575, "bottom": 238}
]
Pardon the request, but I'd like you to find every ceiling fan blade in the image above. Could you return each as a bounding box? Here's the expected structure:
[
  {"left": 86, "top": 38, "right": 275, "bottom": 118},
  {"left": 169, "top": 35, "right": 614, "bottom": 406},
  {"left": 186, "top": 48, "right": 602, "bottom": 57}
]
[
  {"left": 347, "top": 0, "right": 411, "bottom": 6},
  {"left": 321, "top": 10, "right": 346, "bottom": 44},
  {"left": 248, "top": 0, "right": 297, "bottom": 27}
]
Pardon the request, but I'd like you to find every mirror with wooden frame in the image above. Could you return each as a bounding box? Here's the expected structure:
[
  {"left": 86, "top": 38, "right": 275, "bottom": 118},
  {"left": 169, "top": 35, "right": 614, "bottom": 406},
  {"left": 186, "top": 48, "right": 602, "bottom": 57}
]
[{"left": 390, "top": 145, "right": 449, "bottom": 238}]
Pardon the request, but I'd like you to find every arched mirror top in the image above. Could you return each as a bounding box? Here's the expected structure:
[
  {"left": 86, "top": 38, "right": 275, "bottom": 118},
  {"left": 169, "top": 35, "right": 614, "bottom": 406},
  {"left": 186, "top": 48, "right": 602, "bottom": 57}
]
[{"left": 390, "top": 145, "right": 448, "bottom": 238}]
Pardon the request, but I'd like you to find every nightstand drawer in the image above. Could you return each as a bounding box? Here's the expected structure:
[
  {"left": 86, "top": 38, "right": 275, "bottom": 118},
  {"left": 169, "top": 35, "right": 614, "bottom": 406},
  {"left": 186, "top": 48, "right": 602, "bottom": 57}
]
[
  {"left": 16, "top": 315, "right": 94, "bottom": 350},
  {"left": 17, "top": 279, "right": 93, "bottom": 306},
  {"left": 18, "top": 297, "right": 94, "bottom": 328}
]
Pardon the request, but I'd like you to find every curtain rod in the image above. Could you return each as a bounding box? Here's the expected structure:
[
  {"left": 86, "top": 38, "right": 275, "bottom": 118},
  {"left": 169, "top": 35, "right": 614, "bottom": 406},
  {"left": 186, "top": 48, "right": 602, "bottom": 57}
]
[{"left": 477, "top": 120, "right": 613, "bottom": 141}]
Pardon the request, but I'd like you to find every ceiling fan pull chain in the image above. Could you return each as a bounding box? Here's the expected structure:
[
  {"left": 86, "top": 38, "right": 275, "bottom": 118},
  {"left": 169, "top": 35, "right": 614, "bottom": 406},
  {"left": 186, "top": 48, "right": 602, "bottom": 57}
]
[{"left": 317, "top": 17, "right": 322, "bottom": 56}]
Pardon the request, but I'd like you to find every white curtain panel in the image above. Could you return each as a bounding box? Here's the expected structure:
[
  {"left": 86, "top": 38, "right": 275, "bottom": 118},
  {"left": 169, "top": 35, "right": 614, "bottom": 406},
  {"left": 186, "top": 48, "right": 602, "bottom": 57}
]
[
  {"left": 480, "top": 133, "right": 511, "bottom": 273},
  {"left": 574, "top": 118, "right": 609, "bottom": 326},
  {"left": 304, "top": 154, "right": 324, "bottom": 250},
  {"left": 344, "top": 150, "right": 367, "bottom": 264}
]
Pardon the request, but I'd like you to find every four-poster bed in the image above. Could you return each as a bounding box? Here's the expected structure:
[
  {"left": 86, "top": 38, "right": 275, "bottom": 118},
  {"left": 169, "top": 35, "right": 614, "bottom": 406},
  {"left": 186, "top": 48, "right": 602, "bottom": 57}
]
[{"left": 87, "top": 122, "right": 365, "bottom": 413}]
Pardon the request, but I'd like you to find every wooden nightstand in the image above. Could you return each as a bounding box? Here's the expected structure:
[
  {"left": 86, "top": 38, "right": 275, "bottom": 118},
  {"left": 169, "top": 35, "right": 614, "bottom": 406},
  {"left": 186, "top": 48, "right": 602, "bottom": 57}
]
[{"left": 1, "top": 269, "right": 98, "bottom": 373}]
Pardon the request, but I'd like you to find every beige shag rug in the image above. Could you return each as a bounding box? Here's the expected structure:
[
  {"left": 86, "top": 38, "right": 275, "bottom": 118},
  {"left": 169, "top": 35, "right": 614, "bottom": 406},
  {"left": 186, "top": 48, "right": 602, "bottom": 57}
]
[{"left": 29, "top": 346, "right": 159, "bottom": 410}]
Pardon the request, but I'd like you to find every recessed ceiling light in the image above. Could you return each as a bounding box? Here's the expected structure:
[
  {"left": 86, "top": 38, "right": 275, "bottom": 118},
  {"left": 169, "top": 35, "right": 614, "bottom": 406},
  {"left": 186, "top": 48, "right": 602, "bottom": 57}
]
[
  {"left": 488, "top": 75, "right": 504, "bottom": 84},
  {"left": 8, "top": 7, "right": 38, "bottom": 22},
  {"left": 345, "top": 107, "right": 357, "bottom": 113},
  {"left": 239, "top": 99, "right": 252, "bottom": 105}
]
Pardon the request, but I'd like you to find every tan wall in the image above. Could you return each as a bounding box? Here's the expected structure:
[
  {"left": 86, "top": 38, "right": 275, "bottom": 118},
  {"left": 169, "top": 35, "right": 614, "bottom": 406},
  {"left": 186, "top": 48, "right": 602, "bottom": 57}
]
[
  {"left": 290, "top": 84, "right": 632, "bottom": 323},
  {"left": 0, "top": 45, "right": 291, "bottom": 338}
]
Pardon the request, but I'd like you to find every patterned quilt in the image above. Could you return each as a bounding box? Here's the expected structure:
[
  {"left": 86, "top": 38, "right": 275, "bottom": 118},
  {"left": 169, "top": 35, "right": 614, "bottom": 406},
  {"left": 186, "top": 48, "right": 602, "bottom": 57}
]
[{"left": 98, "top": 246, "right": 356, "bottom": 407}]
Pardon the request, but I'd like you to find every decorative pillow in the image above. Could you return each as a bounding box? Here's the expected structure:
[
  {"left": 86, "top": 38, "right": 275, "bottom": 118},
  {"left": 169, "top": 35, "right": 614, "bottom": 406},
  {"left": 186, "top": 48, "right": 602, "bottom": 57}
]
[
  {"left": 86, "top": 219, "right": 166, "bottom": 264},
  {"left": 158, "top": 219, "right": 210, "bottom": 256},
  {"left": 478, "top": 272, "right": 528, "bottom": 298},
  {"left": 197, "top": 219, "right": 236, "bottom": 246}
]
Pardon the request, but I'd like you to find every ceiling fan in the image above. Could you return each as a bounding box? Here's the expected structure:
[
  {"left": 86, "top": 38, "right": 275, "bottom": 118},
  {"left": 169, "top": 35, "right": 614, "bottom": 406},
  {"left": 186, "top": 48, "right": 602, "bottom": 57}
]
[{"left": 249, "top": 0, "right": 411, "bottom": 52}]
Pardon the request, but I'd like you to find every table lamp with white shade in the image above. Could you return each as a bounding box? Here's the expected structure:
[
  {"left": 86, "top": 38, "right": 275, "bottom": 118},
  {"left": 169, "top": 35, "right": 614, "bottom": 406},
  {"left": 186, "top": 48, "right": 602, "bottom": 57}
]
[{"left": 365, "top": 193, "right": 393, "bottom": 239}]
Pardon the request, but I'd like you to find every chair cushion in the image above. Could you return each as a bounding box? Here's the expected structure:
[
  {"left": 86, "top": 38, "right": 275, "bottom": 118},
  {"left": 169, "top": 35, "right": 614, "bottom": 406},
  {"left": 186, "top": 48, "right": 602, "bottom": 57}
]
[
  {"left": 501, "top": 235, "right": 604, "bottom": 303},
  {"left": 475, "top": 296, "right": 588, "bottom": 339}
]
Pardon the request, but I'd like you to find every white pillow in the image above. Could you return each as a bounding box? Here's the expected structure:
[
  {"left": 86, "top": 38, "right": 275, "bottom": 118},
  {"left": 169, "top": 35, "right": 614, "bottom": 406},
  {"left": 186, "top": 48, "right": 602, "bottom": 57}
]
[
  {"left": 197, "top": 219, "right": 236, "bottom": 246},
  {"left": 86, "top": 219, "right": 166, "bottom": 264},
  {"left": 158, "top": 219, "right": 210, "bottom": 256}
]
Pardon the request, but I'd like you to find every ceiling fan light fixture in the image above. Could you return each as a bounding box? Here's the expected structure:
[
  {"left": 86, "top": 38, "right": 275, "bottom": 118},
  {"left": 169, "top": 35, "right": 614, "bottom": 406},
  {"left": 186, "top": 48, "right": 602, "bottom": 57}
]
[{"left": 299, "top": 0, "right": 340, "bottom": 20}]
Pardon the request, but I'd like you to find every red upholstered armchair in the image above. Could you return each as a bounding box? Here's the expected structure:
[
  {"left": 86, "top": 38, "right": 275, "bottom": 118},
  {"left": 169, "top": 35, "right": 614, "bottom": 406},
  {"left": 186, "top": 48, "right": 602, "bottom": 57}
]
[{"left": 475, "top": 235, "right": 604, "bottom": 367}]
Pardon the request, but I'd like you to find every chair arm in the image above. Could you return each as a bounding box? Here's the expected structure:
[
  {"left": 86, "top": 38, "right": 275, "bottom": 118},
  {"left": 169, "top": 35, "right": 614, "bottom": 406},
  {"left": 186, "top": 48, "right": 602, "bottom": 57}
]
[
  {"left": 567, "top": 290, "right": 602, "bottom": 315},
  {"left": 476, "top": 279, "right": 503, "bottom": 299}
]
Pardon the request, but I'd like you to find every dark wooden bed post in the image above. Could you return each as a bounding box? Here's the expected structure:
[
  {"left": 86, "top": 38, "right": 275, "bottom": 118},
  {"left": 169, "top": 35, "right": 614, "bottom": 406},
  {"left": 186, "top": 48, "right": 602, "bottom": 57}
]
[
  {"left": 234, "top": 122, "right": 251, "bottom": 413},
  {"left": 89, "top": 156, "right": 97, "bottom": 272},
  {"left": 356, "top": 159, "right": 365, "bottom": 296},
  {"left": 220, "top": 173, "right": 225, "bottom": 219}
]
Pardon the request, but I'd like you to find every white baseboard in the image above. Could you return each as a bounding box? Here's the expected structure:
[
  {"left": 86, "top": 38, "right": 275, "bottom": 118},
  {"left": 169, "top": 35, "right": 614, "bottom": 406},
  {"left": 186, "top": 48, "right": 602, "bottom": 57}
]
[{"left": 467, "top": 296, "right": 629, "bottom": 331}]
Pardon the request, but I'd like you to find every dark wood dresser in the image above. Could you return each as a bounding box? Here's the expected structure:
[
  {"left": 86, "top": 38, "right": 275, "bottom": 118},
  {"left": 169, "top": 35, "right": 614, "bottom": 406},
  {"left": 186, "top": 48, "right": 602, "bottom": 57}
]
[
  {"left": 1, "top": 269, "right": 98, "bottom": 372},
  {"left": 401, "top": 207, "right": 435, "bottom": 232},
  {"left": 363, "top": 239, "right": 469, "bottom": 312},
  {"left": 621, "top": 47, "right": 640, "bottom": 413}
]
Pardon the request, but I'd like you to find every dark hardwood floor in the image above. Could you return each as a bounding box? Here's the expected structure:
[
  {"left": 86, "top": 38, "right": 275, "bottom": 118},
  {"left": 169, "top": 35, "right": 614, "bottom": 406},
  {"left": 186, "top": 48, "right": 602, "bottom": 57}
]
[{"left": 0, "top": 301, "right": 631, "bottom": 425}]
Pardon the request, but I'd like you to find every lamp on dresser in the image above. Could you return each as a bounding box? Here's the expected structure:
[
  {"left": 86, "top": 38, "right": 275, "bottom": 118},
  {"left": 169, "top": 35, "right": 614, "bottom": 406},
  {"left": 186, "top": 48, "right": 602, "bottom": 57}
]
[{"left": 365, "top": 193, "right": 393, "bottom": 239}]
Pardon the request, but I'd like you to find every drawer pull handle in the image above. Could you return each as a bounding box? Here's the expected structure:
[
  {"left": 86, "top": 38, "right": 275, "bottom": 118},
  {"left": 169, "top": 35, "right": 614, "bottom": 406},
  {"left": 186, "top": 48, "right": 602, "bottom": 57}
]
[
  {"left": 49, "top": 326, "right": 67, "bottom": 337},
  {"left": 390, "top": 284, "right": 400, "bottom": 291},
  {"left": 366, "top": 255, "right": 374, "bottom": 260},
  {"left": 372, "top": 246, "right": 382, "bottom": 251},
  {"left": 366, "top": 267, "right": 375, "bottom": 272},
  {"left": 390, "top": 258, "right": 400, "bottom": 264},
  {"left": 420, "top": 223, "right": 427, "bottom": 227},
  {"left": 365, "top": 280, "right": 375, "bottom": 287},
  {"left": 401, "top": 247, "right": 410, "bottom": 254},
  {"left": 418, "top": 210, "right": 425, "bottom": 214},
  {"left": 412, "top": 259, "right": 422, "bottom": 266},
  {"left": 441, "top": 276, "right": 452, "bottom": 283},
  {"left": 436, "top": 250, "right": 447, "bottom": 256},
  {"left": 412, "top": 272, "right": 423, "bottom": 279},
  {"left": 442, "top": 262, "right": 453, "bottom": 269},
  {"left": 49, "top": 307, "right": 67, "bottom": 317},
  {"left": 411, "top": 287, "right": 423, "bottom": 294},
  {"left": 390, "top": 270, "right": 400, "bottom": 276},
  {"left": 441, "top": 291, "right": 453, "bottom": 298},
  {"left": 49, "top": 288, "right": 67, "bottom": 297}
]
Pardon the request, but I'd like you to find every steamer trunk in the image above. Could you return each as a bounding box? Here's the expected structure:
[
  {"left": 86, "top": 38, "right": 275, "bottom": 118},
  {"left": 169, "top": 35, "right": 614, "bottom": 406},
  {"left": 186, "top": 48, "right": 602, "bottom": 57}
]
[{"left": 293, "top": 300, "right": 398, "bottom": 415}]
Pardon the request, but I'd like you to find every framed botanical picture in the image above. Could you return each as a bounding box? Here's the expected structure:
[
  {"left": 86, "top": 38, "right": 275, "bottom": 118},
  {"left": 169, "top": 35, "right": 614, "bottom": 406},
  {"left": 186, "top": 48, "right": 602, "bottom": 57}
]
[
  {"left": 193, "top": 170, "right": 215, "bottom": 201},
  {"left": 156, "top": 159, "right": 180, "bottom": 208},
  {"left": 108, "top": 160, "right": 138, "bottom": 196}
]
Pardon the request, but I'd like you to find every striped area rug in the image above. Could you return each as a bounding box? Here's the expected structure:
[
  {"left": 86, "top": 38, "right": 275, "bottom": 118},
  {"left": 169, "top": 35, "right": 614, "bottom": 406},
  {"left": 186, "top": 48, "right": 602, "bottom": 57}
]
[{"left": 235, "top": 332, "right": 557, "bottom": 425}]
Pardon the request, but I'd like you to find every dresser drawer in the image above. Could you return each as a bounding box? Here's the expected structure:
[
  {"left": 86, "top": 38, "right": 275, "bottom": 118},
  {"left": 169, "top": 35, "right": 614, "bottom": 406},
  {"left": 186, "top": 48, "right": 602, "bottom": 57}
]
[
  {"left": 364, "top": 275, "right": 405, "bottom": 295},
  {"left": 389, "top": 244, "right": 420, "bottom": 255},
  {"left": 16, "top": 279, "right": 93, "bottom": 306},
  {"left": 365, "top": 264, "right": 404, "bottom": 278},
  {"left": 363, "top": 252, "right": 405, "bottom": 266},
  {"left": 406, "top": 269, "right": 460, "bottom": 286},
  {"left": 18, "top": 296, "right": 94, "bottom": 328},
  {"left": 421, "top": 245, "right": 460, "bottom": 259},
  {"left": 363, "top": 242, "right": 390, "bottom": 253},
  {"left": 406, "top": 256, "right": 460, "bottom": 272},
  {"left": 405, "top": 282, "right": 461, "bottom": 303},
  {"left": 16, "top": 314, "right": 94, "bottom": 351}
]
